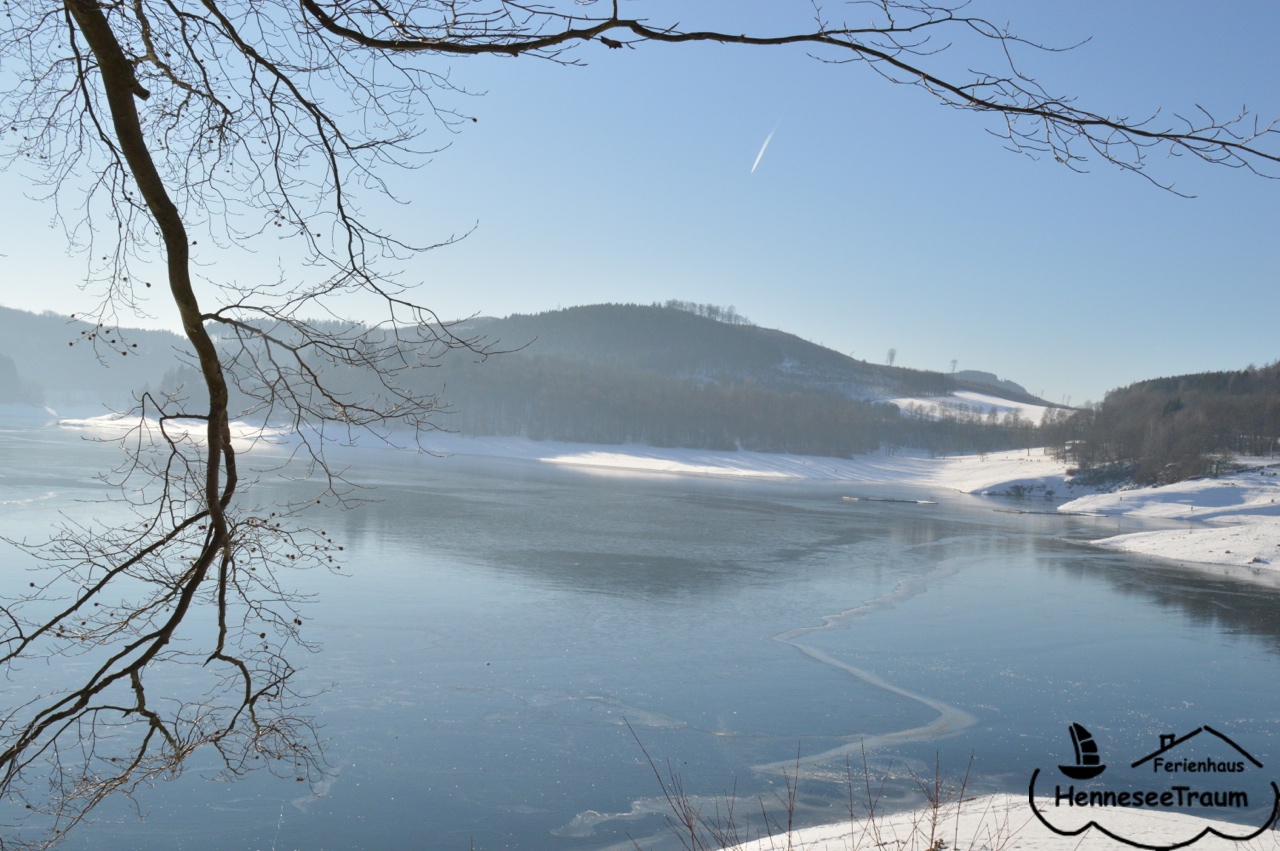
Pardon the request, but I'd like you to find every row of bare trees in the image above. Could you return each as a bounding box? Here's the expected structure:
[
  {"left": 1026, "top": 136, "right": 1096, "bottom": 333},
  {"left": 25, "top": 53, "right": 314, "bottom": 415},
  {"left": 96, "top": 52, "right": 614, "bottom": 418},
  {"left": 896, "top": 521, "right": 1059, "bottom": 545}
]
[{"left": 657, "top": 300, "right": 755, "bottom": 327}]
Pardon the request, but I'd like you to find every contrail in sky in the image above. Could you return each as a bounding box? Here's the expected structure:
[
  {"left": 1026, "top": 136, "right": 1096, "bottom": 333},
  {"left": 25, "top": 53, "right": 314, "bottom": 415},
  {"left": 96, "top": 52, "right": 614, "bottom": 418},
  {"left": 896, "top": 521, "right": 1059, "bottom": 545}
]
[{"left": 750, "top": 125, "right": 777, "bottom": 173}]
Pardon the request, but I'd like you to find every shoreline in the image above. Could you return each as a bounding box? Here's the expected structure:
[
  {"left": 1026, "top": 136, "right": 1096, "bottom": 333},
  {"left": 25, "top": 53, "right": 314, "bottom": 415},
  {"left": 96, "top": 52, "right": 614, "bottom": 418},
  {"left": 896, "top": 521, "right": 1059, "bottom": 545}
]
[
  {"left": 338, "top": 430, "right": 1280, "bottom": 575},
  {"left": 13, "top": 407, "right": 1280, "bottom": 572}
]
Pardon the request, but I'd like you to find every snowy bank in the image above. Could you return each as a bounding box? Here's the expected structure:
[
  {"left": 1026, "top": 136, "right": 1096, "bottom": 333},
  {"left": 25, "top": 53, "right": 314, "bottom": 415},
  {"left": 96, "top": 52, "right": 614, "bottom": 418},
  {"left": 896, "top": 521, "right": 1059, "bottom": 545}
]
[
  {"left": 531, "top": 441, "right": 1077, "bottom": 496},
  {"left": 54, "top": 413, "right": 1077, "bottom": 495},
  {"left": 37, "top": 411, "right": 1076, "bottom": 498},
  {"left": 536, "top": 443, "right": 1062, "bottom": 491},
  {"left": 41, "top": 413, "right": 1280, "bottom": 572},
  {"left": 1061, "top": 462, "right": 1280, "bottom": 571},
  {"left": 723, "top": 793, "right": 1278, "bottom": 851},
  {"left": 56, "top": 411, "right": 293, "bottom": 454}
]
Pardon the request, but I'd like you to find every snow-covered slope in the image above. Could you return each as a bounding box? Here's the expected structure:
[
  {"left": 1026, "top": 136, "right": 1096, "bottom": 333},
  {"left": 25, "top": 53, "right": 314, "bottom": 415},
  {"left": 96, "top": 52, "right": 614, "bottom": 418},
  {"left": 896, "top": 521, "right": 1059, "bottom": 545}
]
[{"left": 1061, "top": 461, "right": 1280, "bottom": 569}]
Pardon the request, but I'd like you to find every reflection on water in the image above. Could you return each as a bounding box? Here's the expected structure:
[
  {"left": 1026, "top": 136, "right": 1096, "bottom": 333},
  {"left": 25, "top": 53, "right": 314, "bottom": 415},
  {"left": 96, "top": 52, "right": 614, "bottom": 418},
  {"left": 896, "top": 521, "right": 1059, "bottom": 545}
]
[{"left": 3, "top": 430, "right": 1280, "bottom": 849}]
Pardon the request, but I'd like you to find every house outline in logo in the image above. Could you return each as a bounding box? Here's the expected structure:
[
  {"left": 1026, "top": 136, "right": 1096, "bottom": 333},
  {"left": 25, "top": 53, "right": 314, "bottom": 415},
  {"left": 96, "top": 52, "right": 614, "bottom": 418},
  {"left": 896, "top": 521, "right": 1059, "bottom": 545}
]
[{"left": 1130, "top": 726, "right": 1264, "bottom": 773}]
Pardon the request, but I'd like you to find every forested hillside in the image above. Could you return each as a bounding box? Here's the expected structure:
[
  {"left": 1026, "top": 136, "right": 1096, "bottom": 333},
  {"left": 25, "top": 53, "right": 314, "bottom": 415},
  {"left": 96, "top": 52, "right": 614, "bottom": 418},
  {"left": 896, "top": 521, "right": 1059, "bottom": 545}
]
[
  {"left": 2, "top": 302, "right": 1054, "bottom": 459},
  {"left": 0, "top": 307, "right": 189, "bottom": 407},
  {"left": 409, "top": 354, "right": 900, "bottom": 455},
  {"left": 400, "top": 304, "right": 1047, "bottom": 456},
  {"left": 454, "top": 303, "right": 1039, "bottom": 401},
  {"left": 1042, "top": 364, "right": 1280, "bottom": 484},
  {"left": 148, "top": 303, "right": 1047, "bottom": 458},
  {"left": 0, "top": 352, "right": 41, "bottom": 405}
]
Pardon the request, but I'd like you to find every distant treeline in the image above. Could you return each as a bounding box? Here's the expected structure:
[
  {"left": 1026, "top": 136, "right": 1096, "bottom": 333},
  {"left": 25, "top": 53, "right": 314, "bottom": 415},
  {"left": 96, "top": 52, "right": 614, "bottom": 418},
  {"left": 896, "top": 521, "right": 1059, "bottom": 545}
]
[
  {"left": 270, "top": 345, "right": 1038, "bottom": 458},
  {"left": 0, "top": 307, "right": 190, "bottom": 407},
  {"left": 416, "top": 355, "right": 895, "bottom": 455},
  {"left": 654, "top": 300, "right": 754, "bottom": 327},
  {"left": 1041, "top": 363, "right": 1280, "bottom": 484},
  {"left": 162, "top": 340, "right": 1041, "bottom": 459}
]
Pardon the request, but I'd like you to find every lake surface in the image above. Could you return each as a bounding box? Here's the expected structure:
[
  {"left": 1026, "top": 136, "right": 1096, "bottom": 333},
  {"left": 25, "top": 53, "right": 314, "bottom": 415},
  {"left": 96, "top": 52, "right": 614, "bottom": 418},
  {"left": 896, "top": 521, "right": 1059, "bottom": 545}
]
[{"left": 2, "top": 427, "right": 1279, "bottom": 849}]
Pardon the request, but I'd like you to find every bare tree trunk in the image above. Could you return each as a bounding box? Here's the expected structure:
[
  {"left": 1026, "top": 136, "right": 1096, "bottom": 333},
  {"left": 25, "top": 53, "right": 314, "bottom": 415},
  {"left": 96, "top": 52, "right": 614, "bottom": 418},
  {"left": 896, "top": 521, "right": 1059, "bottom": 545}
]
[{"left": 65, "top": 0, "right": 235, "bottom": 531}]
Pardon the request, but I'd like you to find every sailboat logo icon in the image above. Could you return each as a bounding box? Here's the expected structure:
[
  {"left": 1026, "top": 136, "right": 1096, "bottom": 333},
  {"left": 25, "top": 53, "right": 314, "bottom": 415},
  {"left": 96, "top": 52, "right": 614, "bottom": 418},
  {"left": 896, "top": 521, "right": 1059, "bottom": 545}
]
[{"left": 1059, "top": 722, "right": 1107, "bottom": 780}]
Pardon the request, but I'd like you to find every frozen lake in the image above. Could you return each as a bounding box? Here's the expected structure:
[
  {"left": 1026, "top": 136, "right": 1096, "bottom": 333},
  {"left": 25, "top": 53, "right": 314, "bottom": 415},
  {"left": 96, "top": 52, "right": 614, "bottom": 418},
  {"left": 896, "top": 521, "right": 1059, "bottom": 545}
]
[{"left": 2, "top": 427, "right": 1279, "bottom": 849}]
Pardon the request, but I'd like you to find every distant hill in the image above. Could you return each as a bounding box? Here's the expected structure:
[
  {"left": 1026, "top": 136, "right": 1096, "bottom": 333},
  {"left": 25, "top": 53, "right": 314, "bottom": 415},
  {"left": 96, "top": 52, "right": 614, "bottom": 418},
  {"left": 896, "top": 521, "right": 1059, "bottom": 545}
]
[
  {"left": 453, "top": 304, "right": 1046, "bottom": 405},
  {"left": 0, "top": 306, "right": 190, "bottom": 408},
  {"left": 0, "top": 302, "right": 1052, "bottom": 459},
  {"left": 0, "top": 352, "right": 41, "bottom": 405},
  {"left": 395, "top": 303, "right": 1053, "bottom": 456}
]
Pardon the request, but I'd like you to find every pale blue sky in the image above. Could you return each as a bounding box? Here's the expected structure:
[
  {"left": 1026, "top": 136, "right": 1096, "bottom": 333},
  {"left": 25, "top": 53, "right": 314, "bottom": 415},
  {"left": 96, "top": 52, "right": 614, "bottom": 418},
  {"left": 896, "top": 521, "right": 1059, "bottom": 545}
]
[{"left": 2, "top": 2, "right": 1278, "bottom": 405}]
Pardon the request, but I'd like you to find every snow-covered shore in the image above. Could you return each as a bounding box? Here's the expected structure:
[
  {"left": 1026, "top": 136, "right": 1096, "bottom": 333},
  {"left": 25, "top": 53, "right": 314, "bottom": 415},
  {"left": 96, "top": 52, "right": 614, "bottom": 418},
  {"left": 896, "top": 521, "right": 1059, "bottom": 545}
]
[
  {"left": 1058, "top": 463, "right": 1280, "bottom": 571},
  {"left": 14, "top": 406, "right": 1280, "bottom": 572},
  {"left": 363, "top": 433, "right": 1280, "bottom": 575},
  {"left": 722, "top": 793, "right": 1279, "bottom": 851},
  {"left": 19, "top": 407, "right": 1079, "bottom": 493},
  {"left": 528, "top": 438, "right": 1280, "bottom": 574},
  {"left": 541, "top": 444, "right": 1280, "bottom": 575},
  {"left": 400, "top": 434, "right": 1280, "bottom": 576}
]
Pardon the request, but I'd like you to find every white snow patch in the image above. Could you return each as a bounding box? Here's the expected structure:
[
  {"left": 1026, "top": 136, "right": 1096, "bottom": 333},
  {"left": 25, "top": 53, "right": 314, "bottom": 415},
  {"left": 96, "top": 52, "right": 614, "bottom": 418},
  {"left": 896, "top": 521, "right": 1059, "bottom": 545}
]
[
  {"left": 1093, "top": 517, "right": 1280, "bottom": 571},
  {"left": 1061, "top": 465, "right": 1280, "bottom": 523},
  {"left": 57, "top": 412, "right": 292, "bottom": 453},
  {"left": 520, "top": 440, "right": 1076, "bottom": 496},
  {"left": 891, "top": 390, "right": 1054, "bottom": 425}
]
